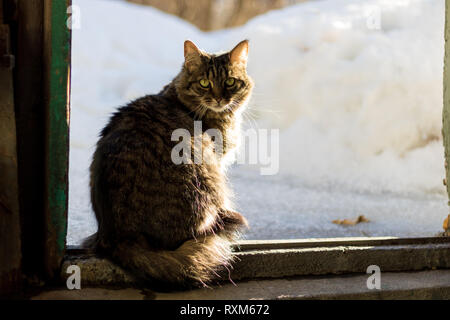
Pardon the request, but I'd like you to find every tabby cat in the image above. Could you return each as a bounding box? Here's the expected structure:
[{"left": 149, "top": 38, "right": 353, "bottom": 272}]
[{"left": 85, "top": 40, "right": 254, "bottom": 289}]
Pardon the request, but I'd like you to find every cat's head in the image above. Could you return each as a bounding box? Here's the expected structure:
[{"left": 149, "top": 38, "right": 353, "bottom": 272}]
[{"left": 175, "top": 40, "right": 254, "bottom": 115}]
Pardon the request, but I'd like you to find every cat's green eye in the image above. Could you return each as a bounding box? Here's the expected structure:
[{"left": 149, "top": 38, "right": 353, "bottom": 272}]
[
  {"left": 225, "top": 78, "right": 235, "bottom": 86},
  {"left": 199, "top": 79, "right": 210, "bottom": 88}
]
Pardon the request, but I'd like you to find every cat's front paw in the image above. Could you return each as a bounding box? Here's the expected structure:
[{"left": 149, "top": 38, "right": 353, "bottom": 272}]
[{"left": 219, "top": 210, "right": 248, "bottom": 229}]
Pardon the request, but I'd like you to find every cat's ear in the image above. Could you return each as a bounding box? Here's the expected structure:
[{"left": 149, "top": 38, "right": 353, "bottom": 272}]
[
  {"left": 184, "top": 40, "right": 202, "bottom": 72},
  {"left": 230, "top": 40, "right": 249, "bottom": 67}
]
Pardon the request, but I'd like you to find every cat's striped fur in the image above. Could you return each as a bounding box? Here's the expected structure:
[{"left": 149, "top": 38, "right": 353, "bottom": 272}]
[{"left": 84, "top": 40, "right": 253, "bottom": 289}]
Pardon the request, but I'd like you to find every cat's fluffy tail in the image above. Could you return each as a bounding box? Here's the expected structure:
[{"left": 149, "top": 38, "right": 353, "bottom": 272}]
[
  {"left": 81, "top": 211, "right": 246, "bottom": 288},
  {"left": 111, "top": 234, "right": 235, "bottom": 289}
]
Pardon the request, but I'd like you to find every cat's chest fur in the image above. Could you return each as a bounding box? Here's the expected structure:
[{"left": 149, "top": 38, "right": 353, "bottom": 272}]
[{"left": 202, "top": 109, "right": 244, "bottom": 171}]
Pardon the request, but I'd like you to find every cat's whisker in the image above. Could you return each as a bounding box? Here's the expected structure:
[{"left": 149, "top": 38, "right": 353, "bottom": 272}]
[
  {"left": 242, "top": 110, "right": 259, "bottom": 131},
  {"left": 197, "top": 104, "right": 208, "bottom": 120},
  {"left": 193, "top": 103, "right": 207, "bottom": 120}
]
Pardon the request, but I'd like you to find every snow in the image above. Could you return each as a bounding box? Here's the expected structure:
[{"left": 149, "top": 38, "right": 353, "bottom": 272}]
[{"left": 68, "top": 0, "right": 447, "bottom": 245}]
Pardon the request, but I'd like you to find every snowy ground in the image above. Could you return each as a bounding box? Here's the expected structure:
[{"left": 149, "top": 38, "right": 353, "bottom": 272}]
[{"left": 68, "top": 0, "right": 447, "bottom": 245}]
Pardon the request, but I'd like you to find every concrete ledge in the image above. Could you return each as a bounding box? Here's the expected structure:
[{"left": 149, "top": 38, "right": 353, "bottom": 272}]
[
  {"left": 63, "top": 237, "right": 450, "bottom": 286},
  {"left": 232, "top": 243, "right": 450, "bottom": 280},
  {"left": 34, "top": 270, "right": 450, "bottom": 300},
  {"left": 155, "top": 270, "right": 450, "bottom": 300}
]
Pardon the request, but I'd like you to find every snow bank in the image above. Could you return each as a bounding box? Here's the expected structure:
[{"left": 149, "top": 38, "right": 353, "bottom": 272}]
[
  {"left": 234, "top": 0, "right": 445, "bottom": 195},
  {"left": 68, "top": 0, "right": 446, "bottom": 244}
]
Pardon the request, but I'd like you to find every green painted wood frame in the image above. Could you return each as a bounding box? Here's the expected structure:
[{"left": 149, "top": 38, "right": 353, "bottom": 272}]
[
  {"left": 444, "top": 0, "right": 450, "bottom": 234},
  {"left": 43, "top": 0, "right": 71, "bottom": 278}
]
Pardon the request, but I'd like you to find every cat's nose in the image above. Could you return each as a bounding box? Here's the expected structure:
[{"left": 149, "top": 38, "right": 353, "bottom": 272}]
[{"left": 215, "top": 97, "right": 222, "bottom": 103}]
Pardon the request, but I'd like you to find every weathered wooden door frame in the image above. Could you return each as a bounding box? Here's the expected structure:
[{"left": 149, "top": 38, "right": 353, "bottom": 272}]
[
  {"left": 0, "top": 0, "right": 21, "bottom": 296},
  {"left": 4, "top": 0, "right": 450, "bottom": 295},
  {"left": 0, "top": 0, "right": 71, "bottom": 294}
]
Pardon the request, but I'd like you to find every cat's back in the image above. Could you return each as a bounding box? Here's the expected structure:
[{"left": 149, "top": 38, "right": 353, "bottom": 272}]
[
  {"left": 89, "top": 93, "right": 196, "bottom": 247},
  {"left": 91, "top": 92, "right": 192, "bottom": 187},
  {"left": 100, "top": 93, "right": 190, "bottom": 145}
]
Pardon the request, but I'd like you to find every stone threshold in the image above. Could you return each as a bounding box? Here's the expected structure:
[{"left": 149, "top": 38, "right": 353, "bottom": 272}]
[{"left": 32, "top": 270, "right": 450, "bottom": 300}]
